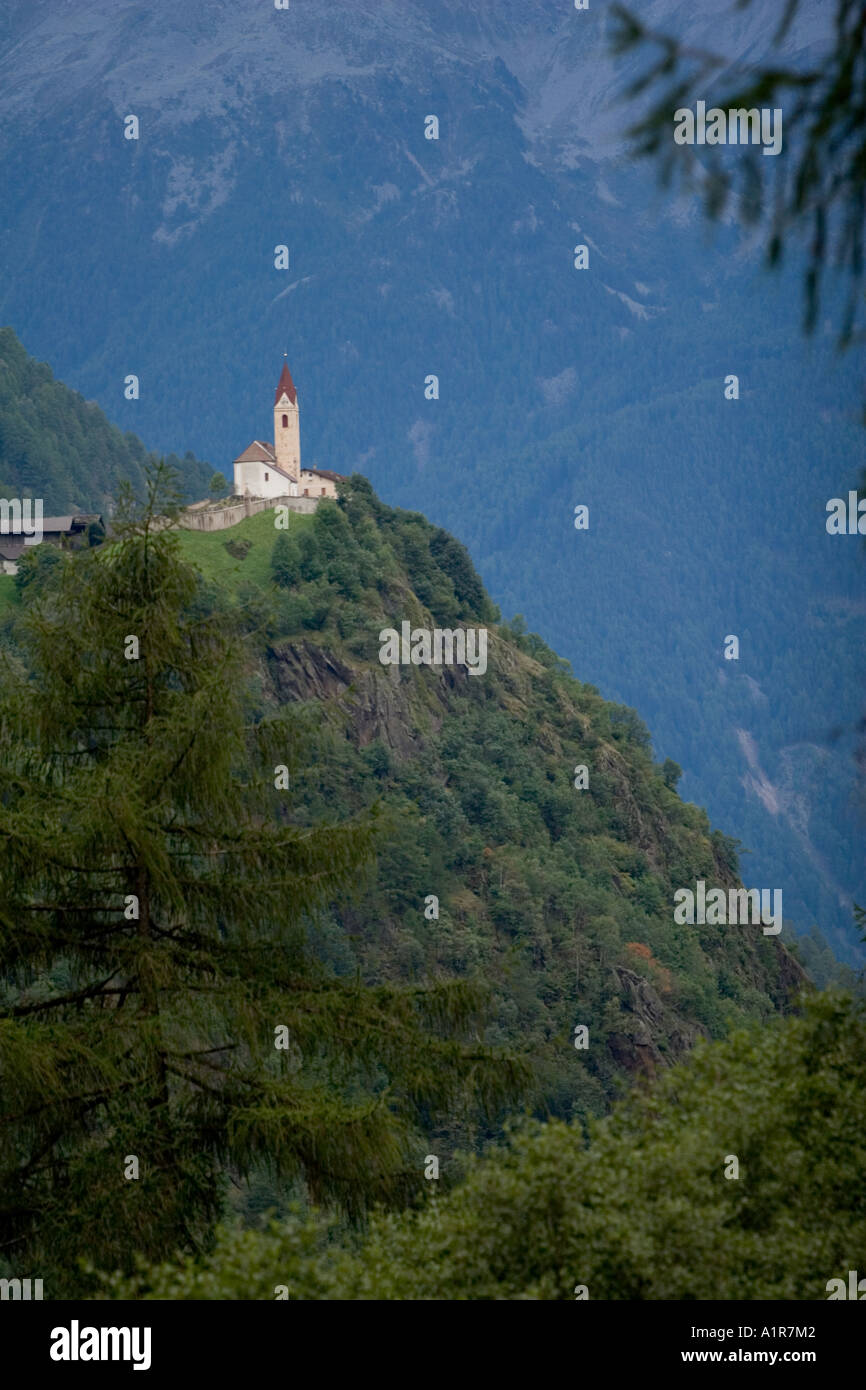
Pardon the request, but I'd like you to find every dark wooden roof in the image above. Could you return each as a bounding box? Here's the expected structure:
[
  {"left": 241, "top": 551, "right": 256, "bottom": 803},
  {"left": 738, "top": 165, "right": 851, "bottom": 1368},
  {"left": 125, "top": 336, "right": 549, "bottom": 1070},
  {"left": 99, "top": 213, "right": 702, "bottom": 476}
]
[
  {"left": 274, "top": 362, "right": 297, "bottom": 406},
  {"left": 304, "top": 468, "right": 343, "bottom": 482}
]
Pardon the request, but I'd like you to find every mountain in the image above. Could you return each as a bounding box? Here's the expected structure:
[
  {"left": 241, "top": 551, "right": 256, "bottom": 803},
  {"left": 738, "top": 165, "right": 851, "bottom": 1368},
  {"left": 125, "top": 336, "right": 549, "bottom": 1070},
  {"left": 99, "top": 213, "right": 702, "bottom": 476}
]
[
  {"left": 0, "top": 0, "right": 862, "bottom": 961},
  {"left": 0, "top": 326, "right": 212, "bottom": 511},
  {"left": 147, "top": 483, "right": 816, "bottom": 1132},
  {"left": 0, "top": 471, "right": 816, "bottom": 1134}
]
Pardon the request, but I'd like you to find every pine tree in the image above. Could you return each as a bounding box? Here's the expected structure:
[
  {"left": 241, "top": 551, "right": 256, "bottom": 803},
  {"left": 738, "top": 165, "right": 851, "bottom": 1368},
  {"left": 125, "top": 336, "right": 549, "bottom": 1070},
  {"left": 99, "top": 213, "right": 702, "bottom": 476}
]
[
  {"left": 270, "top": 529, "right": 301, "bottom": 589},
  {"left": 0, "top": 462, "right": 524, "bottom": 1293}
]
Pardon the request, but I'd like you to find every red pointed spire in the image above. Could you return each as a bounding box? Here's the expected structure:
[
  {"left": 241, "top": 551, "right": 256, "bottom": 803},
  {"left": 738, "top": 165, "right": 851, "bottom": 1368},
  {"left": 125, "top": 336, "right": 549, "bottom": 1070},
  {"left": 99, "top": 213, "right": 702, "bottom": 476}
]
[{"left": 274, "top": 359, "right": 297, "bottom": 406}]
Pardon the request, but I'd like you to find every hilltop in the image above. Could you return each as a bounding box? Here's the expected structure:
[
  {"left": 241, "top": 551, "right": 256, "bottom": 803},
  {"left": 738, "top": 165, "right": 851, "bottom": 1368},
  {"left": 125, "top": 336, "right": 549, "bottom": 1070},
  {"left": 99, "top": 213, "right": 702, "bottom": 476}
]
[
  {"left": 0, "top": 435, "right": 837, "bottom": 1135},
  {"left": 0, "top": 463, "right": 830, "bottom": 1136},
  {"left": 163, "top": 479, "right": 810, "bottom": 1131}
]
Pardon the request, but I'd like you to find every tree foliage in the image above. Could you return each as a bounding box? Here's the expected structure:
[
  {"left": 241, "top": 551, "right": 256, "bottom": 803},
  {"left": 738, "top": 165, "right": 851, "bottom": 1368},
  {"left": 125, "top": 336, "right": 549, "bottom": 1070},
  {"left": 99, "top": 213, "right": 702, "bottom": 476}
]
[
  {"left": 0, "top": 462, "right": 524, "bottom": 1294},
  {"left": 173, "top": 484, "right": 814, "bottom": 1150},
  {"left": 108, "top": 992, "right": 866, "bottom": 1300},
  {"left": 612, "top": 0, "right": 866, "bottom": 353}
]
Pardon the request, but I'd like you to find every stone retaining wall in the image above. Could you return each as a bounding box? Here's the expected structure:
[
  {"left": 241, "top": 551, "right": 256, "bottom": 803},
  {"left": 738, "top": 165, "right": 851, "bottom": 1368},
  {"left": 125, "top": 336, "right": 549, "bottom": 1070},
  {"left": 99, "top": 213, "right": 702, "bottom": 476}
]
[{"left": 178, "top": 495, "right": 319, "bottom": 532}]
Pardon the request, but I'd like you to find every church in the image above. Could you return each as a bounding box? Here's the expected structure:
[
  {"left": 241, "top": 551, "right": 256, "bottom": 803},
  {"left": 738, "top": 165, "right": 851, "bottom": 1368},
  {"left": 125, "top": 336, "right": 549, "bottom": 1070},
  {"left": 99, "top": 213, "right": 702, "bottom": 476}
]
[{"left": 232, "top": 360, "right": 342, "bottom": 501}]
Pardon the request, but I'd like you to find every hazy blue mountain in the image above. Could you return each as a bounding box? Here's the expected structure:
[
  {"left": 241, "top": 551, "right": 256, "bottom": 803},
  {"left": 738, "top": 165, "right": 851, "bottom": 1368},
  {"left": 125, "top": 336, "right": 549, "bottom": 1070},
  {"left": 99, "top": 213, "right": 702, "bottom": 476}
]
[{"left": 0, "top": 0, "right": 862, "bottom": 959}]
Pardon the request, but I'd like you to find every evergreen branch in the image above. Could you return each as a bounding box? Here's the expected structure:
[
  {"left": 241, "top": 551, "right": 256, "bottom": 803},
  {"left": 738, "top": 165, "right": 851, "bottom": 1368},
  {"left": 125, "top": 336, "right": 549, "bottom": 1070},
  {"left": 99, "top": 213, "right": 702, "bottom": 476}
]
[{"left": 7, "top": 977, "right": 127, "bottom": 1018}]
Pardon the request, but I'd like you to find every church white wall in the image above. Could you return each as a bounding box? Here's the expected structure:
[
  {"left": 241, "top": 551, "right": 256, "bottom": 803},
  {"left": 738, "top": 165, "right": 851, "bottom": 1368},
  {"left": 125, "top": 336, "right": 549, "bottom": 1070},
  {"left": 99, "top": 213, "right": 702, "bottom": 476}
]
[{"left": 234, "top": 460, "right": 298, "bottom": 499}]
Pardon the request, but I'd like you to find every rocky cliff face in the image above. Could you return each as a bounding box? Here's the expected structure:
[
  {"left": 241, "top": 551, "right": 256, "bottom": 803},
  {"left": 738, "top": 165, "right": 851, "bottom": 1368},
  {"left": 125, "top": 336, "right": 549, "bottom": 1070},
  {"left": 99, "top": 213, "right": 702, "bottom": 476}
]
[{"left": 261, "top": 600, "right": 808, "bottom": 1097}]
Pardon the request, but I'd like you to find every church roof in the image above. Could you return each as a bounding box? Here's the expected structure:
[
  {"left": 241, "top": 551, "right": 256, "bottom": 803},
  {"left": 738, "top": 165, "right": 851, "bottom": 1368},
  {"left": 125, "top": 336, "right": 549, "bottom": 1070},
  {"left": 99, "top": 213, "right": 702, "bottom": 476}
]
[
  {"left": 233, "top": 440, "right": 276, "bottom": 464},
  {"left": 274, "top": 361, "right": 297, "bottom": 406}
]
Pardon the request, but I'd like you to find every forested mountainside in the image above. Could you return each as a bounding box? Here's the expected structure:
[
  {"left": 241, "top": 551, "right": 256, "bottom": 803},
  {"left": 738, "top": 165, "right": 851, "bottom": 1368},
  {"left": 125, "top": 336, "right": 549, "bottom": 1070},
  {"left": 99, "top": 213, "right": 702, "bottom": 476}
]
[
  {"left": 0, "top": 0, "right": 862, "bottom": 961},
  {"left": 0, "top": 478, "right": 811, "bottom": 1140},
  {"left": 0, "top": 327, "right": 212, "bottom": 510},
  {"left": 178, "top": 484, "right": 812, "bottom": 1129},
  {"left": 3, "top": 459, "right": 852, "bottom": 1299}
]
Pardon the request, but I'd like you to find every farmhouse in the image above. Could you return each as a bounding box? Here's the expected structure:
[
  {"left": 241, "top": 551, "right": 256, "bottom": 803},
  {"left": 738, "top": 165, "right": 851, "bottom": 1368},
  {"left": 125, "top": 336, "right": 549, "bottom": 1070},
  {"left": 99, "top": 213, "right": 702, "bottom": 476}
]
[{"left": 0, "top": 512, "right": 104, "bottom": 575}]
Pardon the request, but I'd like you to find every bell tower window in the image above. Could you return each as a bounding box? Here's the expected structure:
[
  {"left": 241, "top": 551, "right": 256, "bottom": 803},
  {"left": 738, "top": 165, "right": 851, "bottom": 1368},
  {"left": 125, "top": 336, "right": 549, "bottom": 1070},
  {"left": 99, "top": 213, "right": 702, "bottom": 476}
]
[{"left": 282, "top": 414, "right": 288, "bottom": 428}]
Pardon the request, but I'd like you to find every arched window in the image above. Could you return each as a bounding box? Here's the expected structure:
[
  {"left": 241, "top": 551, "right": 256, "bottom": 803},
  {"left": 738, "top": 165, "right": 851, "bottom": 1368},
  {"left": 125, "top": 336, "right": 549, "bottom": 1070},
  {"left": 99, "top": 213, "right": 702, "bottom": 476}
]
[
  {"left": 282, "top": 414, "right": 288, "bottom": 428},
  {"left": 264, "top": 472, "right": 269, "bottom": 482}
]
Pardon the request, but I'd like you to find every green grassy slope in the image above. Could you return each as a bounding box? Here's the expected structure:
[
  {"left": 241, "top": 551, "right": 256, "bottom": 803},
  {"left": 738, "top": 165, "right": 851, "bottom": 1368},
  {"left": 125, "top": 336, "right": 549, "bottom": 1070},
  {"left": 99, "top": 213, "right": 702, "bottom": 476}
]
[{"left": 176, "top": 509, "right": 314, "bottom": 590}]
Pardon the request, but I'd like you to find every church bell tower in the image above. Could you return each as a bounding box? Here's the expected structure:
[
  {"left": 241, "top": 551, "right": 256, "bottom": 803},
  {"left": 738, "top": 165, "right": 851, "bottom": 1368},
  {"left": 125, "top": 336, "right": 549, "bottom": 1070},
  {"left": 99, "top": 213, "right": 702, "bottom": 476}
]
[{"left": 273, "top": 357, "right": 300, "bottom": 482}]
